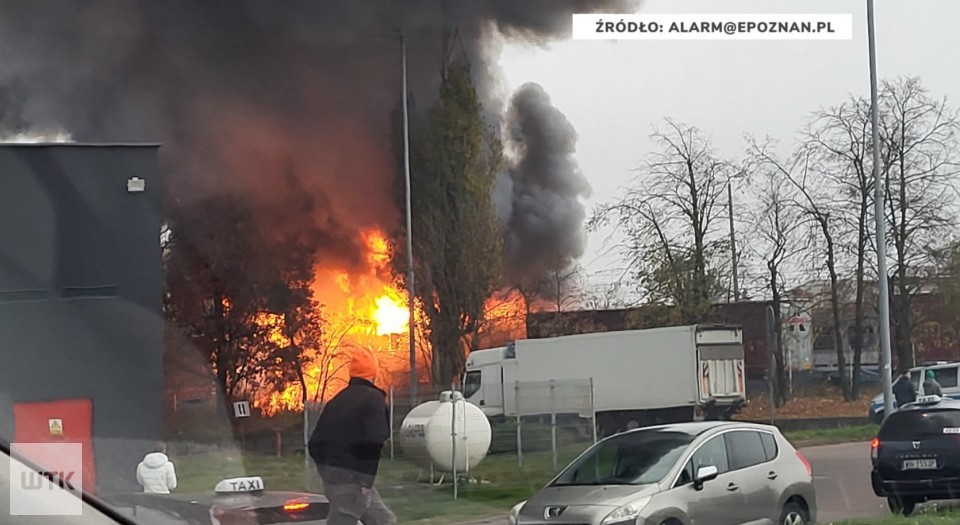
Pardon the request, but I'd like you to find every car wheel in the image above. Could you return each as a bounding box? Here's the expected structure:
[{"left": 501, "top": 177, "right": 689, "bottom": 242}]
[
  {"left": 779, "top": 501, "right": 807, "bottom": 525},
  {"left": 887, "top": 495, "right": 917, "bottom": 516}
]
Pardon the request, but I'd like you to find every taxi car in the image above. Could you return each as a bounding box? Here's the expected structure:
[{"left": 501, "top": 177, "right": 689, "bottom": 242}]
[
  {"left": 101, "top": 476, "right": 330, "bottom": 525},
  {"left": 870, "top": 394, "right": 960, "bottom": 515}
]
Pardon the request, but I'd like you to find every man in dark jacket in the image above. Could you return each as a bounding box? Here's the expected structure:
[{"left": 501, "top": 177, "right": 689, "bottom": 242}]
[
  {"left": 893, "top": 369, "right": 916, "bottom": 408},
  {"left": 309, "top": 347, "right": 395, "bottom": 525}
]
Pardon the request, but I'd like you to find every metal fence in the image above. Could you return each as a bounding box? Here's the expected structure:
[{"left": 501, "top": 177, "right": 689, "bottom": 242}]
[
  {"left": 512, "top": 379, "right": 597, "bottom": 470},
  {"left": 373, "top": 379, "right": 599, "bottom": 503}
]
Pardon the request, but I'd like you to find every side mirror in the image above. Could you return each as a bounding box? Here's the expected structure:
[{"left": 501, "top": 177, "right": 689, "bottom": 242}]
[{"left": 693, "top": 465, "right": 719, "bottom": 490}]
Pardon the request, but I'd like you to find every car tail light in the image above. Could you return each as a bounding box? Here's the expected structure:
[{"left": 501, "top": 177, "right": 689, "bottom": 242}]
[
  {"left": 871, "top": 437, "right": 879, "bottom": 460},
  {"left": 796, "top": 450, "right": 812, "bottom": 476},
  {"left": 283, "top": 499, "right": 310, "bottom": 512}
]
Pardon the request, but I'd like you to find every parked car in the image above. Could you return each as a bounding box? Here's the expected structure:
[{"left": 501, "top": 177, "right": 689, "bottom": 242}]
[
  {"left": 509, "top": 421, "right": 816, "bottom": 525},
  {"left": 870, "top": 394, "right": 960, "bottom": 515},
  {"left": 868, "top": 362, "right": 960, "bottom": 423}
]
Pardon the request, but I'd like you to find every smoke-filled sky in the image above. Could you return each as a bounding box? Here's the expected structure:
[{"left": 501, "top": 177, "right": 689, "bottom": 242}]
[
  {"left": 498, "top": 0, "right": 960, "bottom": 296},
  {"left": 0, "top": 0, "right": 638, "bottom": 285}
]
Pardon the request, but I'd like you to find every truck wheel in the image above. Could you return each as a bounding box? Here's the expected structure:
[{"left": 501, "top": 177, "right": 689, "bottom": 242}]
[
  {"left": 618, "top": 412, "right": 648, "bottom": 431},
  {"left": 597, "top": 414, "right": 619, "bottom": 438}
]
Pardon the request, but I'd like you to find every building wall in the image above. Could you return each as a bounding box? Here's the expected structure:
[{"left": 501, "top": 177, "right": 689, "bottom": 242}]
[{"left": 0, "top": 144, "right": 163, "bottom": 494}]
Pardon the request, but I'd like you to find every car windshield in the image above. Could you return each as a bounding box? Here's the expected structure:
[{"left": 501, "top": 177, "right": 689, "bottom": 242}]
[
  {"left": 551, "top": 430, "right": 694, "bottom": 486},
  {"left": 880, "top": 409, "right": 960, "bottom": 439}
]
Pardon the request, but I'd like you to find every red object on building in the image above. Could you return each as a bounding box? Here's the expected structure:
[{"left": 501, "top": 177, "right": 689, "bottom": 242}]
[{"left": 13, "top": 398, "right": 97, "bottom": 491}]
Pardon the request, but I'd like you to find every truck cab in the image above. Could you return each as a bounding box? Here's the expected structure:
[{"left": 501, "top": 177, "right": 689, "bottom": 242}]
[{"left": 463, "top": 345, "right": 513, "bottom": 417}]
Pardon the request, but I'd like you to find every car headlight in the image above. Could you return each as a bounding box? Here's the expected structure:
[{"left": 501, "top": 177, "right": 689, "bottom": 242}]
[
  {"left": 600, "top": 496, "right": 652, "bottom": 525},
  {"left": 508, "top": 500, "right": 526, "bottom": 525}
]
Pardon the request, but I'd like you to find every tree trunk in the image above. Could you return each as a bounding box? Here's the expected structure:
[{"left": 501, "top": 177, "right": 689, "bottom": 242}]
[
  {"left": 892, "top": 274, "right": 914, "bottom": 368},
  {"left": 824, "top": 229, "right": 852, "bottom": 401},
  {"left": 851, "top": 203, "right": 869, "bottom": 399},
  {"left": 769, "top": 261, "right": 787, "bottom": 406}
]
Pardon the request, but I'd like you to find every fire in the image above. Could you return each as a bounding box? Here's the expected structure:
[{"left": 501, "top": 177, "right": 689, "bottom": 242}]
[
  {"left": 253, "top": 228, "right": 423, "bottom": 416},
  {"left": 373, "top": 294, "right": 408, "bottom": 335},
  {"left": 252, "top": 228, "right": 535, "bottom": 416},
  {"left": 476, "top": 288, "right": 529, "bottom": 348}
]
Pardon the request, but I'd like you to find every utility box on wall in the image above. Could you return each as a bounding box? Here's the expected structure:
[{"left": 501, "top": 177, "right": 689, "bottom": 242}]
[{"left": 0, "top": 144, "right": 163, "bottom": 494}]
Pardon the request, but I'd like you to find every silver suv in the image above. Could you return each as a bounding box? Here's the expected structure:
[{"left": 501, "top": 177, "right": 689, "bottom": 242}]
[{"left": 509, "top": 421, "right": 816, "bottom": 525}]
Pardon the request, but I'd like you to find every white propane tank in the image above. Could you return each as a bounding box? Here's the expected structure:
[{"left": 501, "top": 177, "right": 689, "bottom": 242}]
[{"left": 399, "top": 391, "right": 492, "bottom": 473}]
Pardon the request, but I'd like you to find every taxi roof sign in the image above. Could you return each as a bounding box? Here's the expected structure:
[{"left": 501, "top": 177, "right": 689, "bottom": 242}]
[
  {"left": 915, "top": 394, "right": 943, "bottom": 405},
  {"left": 214, "top": 476, "right": 265, "bottom": 494}
]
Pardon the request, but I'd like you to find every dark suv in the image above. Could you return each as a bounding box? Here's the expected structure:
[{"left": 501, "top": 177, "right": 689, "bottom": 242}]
[{"left": 871, "top": 395, "right": 960, "bottom": 515}]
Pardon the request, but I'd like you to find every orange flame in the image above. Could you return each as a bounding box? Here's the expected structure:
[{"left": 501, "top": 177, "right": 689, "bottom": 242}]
[
  {"left": 252, "top": 229, "right": 530, "bottom": 416},
  {"left": 253, "top": 228, "right": 424, "bottom": 416}
]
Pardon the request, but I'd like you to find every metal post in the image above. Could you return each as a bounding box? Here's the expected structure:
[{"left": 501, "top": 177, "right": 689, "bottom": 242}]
[
  {"left": 451, "top": 388, "right": 458, "bottom": 500},
  {"left": 389, "top": 385, "right": 395, "bottom": 460},
  {"left": 788, "top": 346, "right": 794, "bottom": 398},
  {"left": 867, "top": 0, "right": 895, "bottom": 421},
  {"left": 401, "top": 30, "right": 418, "bottom": 406},
  {"left": 550, "top": 380, "right": 557, "bottom": 472},
  {"left": 589, "top": 378, "right": 598, "bottom": 444},
  {"left": 766, "top": 306, "right": 776, "bottom": 424},
  {"left": 303, "top": 400, "right": 310, "bottom": 477},
  {"left": 728, "top": 182, "right": 739, "bottom": 301},
  {"left": 515, "top": 381, "right": 523, "bottom": 467}
]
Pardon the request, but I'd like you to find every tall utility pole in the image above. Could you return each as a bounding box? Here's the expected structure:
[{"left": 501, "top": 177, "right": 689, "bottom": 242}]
[
  {"left": 401, "top": 31, "right": 418, "bottom": 406},
  {"left": 867, "top": 0, "right": 894, "bottom": 420},
  {"left": 728, "top": 182, "right": 739, "bottom": 302}
]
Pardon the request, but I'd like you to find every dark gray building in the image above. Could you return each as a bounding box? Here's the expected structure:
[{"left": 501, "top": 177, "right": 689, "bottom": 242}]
[{"left": 0, "top": 144, "right": 163, "bottom": 494}]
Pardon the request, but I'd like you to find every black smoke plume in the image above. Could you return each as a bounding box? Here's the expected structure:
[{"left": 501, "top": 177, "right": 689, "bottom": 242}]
[
  {"left": 0, "top": 0, "right": 639, "bottom": 273},
  {"left": 499, "top": 84, "right": 591, "bottom": 298}
]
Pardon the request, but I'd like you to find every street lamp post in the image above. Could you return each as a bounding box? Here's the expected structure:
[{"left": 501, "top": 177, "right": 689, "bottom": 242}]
[
  {"left": 400, "top": 31, "right": 418, "bottom": 406},
  {"left": 867, "top": 0, "right": 894, "bottom": 420}
]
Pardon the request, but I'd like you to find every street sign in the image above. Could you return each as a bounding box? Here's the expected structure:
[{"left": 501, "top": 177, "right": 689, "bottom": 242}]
[{"left": 233, "top": 401, "right": 251, "bottom": 418}]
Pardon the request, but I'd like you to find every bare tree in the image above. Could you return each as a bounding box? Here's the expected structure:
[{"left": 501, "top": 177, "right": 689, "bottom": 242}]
[
  {"left": 800, "top": 97, "right": 883, "bottom": 398},
  {"left": 590, "top": 119, "right": 733, "bottom": 322},
  {"left": 747, "top": 137, "right": 854, "bottom": 401},
  {"left": 309, "top": 315, "right": 355, "bottom": 406},
  {"left": 743, "top": 154, "right": 808, "bottom": 405},
  {"left": 513, "top": 252, "right": 586, "bottom": 312},
  {"left": 878, "top": 77, "right": 960, "bottom": 368}
]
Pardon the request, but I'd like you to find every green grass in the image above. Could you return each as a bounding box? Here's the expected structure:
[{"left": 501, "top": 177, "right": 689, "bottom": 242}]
[
  {"left": 175, "top": 444, "right": 588, "bottom": 524},
  {"left": 783, "top": 424, "right": 879, "bottom": 447}
]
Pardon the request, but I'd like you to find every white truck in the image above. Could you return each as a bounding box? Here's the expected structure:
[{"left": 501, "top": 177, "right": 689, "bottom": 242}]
[{"left": 462, "top": 324, "right": 747, "bottom": 436}]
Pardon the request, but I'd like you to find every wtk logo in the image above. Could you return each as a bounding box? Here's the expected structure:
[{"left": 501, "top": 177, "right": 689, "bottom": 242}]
[
  {"left": 10, "top": 443, "right": 83, "bottom": 515},
  {"left": 21, "top": 470, "right": 76, "bottom": 490}
]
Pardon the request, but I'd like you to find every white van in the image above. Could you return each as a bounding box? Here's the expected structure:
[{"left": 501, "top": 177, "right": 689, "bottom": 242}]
[{"left": 869, "top": 362, "right": 960, "bottom": 423}]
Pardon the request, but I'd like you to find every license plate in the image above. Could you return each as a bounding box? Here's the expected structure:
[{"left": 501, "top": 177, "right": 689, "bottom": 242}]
[{"left": 902, "top": 459, "right": 937, "bottom": 470}]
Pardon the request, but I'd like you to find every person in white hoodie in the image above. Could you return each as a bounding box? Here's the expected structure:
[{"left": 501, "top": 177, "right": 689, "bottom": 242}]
[{"left": 136, "top": 442, "right": 177, "bottom": 494}]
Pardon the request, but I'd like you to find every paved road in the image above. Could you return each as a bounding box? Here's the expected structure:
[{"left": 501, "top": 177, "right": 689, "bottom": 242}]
[
  {"left": 804, "top": 441, "right": 886, "bottom": 523},
  {"left": 456, "top": 441, "right": 890, "bottom": 525}
]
